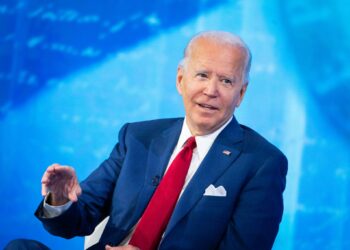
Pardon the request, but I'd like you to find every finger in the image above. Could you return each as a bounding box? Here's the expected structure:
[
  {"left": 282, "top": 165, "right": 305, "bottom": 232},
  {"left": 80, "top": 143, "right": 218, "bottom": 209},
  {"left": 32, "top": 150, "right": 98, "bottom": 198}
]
[
  {"left": 41, "top": 182, "right": 48, "bottom": 196},
  {"left": 64, "top": 169, "right": 80, "bottom": 202},
  {"left": 41, "top": 163, "right": 61, "bottom": 183},
  {"left": 49, "top": 165, "right": 73, "bottom": 175},
  {"left": 105, "top": 245, "right": 112, "bottom": 250},
  {"left": 67, "top": 182, "right": 82, "bottom": 202},
  {"left": 44, "top": 165, "right": 76, "bottom": 184},
  {"left": 41, "top": 169, "right": 52, "bottom": 183},
  {"left": 46, "top": 163, "right": 60, "bottom": 174},
  {"left": 41, "top": 164, "right": 60, "bottom": 195},
  {"left": 72, "top": 175, "right": 81, "bottom": 193},
  {"left": 75, "top": 183, "right": 82, "bottom": 196},
  {"left": 68, "top": 190, "right": 78, "bottom": 202},
  {"left": 41, "top": 172, "right": 54, "bottom": 184},
  {"left": 70, "top": 179, "right": 82, "bottom": 197},
  {"left": 45, "top": 164, "right": 73, "bottom": 175}
]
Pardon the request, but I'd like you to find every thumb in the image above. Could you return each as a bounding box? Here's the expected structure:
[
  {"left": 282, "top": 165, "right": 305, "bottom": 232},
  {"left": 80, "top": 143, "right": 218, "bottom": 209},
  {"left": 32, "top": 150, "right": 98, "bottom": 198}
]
[{"left": 68, "top": 183, "right": 82, "bottom": 202}]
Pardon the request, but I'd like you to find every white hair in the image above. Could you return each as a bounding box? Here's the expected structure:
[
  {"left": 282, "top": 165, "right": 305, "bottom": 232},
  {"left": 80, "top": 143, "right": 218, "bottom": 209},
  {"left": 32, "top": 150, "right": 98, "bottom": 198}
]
[{"left": 179, "top": 31, "right": 252, "bottom": 84}]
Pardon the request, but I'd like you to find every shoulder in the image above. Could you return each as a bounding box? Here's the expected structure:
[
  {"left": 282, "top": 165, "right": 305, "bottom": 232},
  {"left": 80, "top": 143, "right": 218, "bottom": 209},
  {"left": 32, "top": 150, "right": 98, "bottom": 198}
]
[
  {"left": 118, "top": 117, "right": 183, "bottom": 142},
  {"left": 127, "top": 117, "right": 182, "bottom": 133},
  {"left": 240, "top": 124, "right": 287, "bottom": 163},
  {"left": 238, "top": 124, "right": 288, "bottom": 182}
]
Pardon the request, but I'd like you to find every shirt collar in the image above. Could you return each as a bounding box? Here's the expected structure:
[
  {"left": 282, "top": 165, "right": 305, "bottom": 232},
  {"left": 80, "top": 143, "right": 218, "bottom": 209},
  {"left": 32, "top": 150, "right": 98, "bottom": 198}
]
[{"left": 176, "top": 117, "right": 233, "bottom": 161}]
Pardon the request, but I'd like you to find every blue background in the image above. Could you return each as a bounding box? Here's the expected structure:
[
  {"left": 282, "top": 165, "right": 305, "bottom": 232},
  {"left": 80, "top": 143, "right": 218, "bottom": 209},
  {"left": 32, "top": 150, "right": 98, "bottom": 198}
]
[{"left": 1, "top": 0, "right": 349, "bottom": 249}]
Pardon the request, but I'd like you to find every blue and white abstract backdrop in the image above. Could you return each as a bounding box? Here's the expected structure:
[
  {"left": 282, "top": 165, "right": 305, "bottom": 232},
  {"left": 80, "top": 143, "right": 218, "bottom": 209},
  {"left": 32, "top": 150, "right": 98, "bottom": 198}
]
[{"left": 1, "top": 0, "right": 349, "bottom": 249}]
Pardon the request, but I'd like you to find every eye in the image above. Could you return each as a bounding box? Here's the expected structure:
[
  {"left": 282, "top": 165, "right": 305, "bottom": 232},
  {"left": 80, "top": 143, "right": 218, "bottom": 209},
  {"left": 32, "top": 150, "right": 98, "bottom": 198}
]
[
  {"left": 221, "top": 78, "right": 233, "bottom": 86},
  {"left": 196, "top": 72, "right": 208, "bottom": 79}
]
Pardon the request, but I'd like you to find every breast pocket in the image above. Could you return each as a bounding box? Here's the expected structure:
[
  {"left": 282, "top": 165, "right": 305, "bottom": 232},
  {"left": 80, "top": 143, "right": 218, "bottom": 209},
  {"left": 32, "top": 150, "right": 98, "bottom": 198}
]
[{"left": 199, "top": 195, "right": 229, "bottom": 210}]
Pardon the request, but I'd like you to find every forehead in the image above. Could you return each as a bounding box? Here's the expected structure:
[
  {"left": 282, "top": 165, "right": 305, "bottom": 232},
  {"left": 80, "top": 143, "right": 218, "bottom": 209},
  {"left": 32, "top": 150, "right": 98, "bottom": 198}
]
[{"left": 187, "top": 38, "right": 246, "bottom": 75}]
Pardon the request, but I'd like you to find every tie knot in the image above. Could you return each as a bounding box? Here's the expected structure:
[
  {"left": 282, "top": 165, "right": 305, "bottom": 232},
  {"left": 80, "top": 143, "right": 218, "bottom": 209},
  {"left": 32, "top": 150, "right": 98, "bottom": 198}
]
[{"left": 184, "top": 136, "right": 196, "bottom": 150}]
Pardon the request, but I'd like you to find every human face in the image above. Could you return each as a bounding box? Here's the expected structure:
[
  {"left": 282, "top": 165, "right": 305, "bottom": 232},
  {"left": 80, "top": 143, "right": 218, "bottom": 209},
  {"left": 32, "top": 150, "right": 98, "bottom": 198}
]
[{"left": 176, "top": 38, "right": 248, "bottom": 136}]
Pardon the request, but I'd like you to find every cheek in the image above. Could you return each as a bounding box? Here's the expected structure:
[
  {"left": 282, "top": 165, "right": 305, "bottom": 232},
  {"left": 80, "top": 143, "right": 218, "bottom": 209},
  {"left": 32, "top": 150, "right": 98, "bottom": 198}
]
[
  {"left": 183, "top": 84, "right": 199, "bottom": 100},
  {"left": 222, "top": 94, "right": 239, "bottom": 110}
]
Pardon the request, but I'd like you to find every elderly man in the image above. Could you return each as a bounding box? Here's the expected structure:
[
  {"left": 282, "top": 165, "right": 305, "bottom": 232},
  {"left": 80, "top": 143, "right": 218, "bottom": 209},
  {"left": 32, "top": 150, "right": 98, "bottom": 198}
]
[{"left": 6, "top": 31, "right": 287, "bottom": 250}]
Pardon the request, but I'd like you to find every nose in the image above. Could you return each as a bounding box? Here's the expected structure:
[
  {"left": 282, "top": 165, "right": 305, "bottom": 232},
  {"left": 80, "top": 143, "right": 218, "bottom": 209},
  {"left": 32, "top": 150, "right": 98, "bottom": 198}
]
[{"left": 203, "top": 78, "right": 219, "bottom": 97}]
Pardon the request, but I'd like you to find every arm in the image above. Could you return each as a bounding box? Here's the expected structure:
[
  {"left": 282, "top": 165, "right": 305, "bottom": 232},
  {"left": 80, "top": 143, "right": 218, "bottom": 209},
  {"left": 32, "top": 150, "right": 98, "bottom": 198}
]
[
  {"left": 35, "top": 123, "right": 129, "bottom": 238},
  {"left": 219, "top": 153, "right": 288, "bottom": 250}
]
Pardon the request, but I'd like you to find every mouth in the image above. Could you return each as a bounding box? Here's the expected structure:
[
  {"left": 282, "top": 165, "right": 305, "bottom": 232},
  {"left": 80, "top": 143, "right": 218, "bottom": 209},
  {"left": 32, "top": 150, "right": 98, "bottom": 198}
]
[{"left": 197, "top": 102, "right": 219, "bottom": 111}]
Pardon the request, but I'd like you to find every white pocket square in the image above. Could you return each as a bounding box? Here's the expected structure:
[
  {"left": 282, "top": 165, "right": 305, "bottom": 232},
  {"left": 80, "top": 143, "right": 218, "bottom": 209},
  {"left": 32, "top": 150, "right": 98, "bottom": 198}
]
[{"left": 204, "top": 184, "right": 227, "bottom": 197}]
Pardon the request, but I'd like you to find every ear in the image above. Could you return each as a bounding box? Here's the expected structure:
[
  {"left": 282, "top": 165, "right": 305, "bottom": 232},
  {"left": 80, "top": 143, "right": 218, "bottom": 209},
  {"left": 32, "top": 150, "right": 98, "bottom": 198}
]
[
  {"left": 176, "top": 67, "right": 184, "bottom": 95},
  {"left": 236, "top": 83, "right": 248, "bottom": 107}
]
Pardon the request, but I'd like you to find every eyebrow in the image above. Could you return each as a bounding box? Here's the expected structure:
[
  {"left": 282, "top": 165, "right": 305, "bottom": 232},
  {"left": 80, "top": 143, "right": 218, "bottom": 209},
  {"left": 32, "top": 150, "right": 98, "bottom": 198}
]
[
  {"left": 218, "top": 75, "right": 237, "bottom": 81},
  {"left": 194, "top": 69, "right": 209, "bottom": 74},
  {"left": 193, "top": 68, "right": 238, "bottom": 80}
]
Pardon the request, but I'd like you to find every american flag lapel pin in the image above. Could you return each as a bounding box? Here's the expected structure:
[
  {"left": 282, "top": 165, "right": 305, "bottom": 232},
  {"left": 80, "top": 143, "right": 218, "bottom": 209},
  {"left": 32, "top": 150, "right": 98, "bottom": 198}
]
[{"left": 222, "top": 150, "right": 231, "bottom": 156}]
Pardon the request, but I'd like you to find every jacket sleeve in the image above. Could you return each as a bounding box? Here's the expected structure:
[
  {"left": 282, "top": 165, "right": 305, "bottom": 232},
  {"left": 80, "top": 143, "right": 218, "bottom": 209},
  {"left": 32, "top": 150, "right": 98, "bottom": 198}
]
[
  {"left": 34, "top": 123, "right": 129, "bottom": 239},
  {"left": 218, "top": 153, "right": 288, "bottom": 250}
]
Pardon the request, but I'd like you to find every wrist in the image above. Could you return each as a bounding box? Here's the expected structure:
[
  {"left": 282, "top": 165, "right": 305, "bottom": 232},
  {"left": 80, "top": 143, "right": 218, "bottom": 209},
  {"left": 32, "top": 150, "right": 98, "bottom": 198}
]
[{"left": 47, "top": 192, "right": 69, "bottom": 206}]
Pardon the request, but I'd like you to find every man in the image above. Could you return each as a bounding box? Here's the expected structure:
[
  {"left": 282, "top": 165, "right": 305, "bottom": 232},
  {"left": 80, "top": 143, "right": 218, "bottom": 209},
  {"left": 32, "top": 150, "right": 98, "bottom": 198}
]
[{"left": 6, "top": 31, "right": 287, "bottom": 250}]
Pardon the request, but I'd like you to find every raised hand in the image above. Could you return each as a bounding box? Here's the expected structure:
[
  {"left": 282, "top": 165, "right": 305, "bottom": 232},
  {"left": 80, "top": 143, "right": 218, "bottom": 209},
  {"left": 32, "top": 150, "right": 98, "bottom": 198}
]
[{"left": 41, "top": 163, "right": 82, "bottom": 206}]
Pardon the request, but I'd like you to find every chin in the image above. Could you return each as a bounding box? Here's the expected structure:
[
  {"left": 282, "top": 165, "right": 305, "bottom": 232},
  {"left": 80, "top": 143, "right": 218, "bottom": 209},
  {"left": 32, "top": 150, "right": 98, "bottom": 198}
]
[
  {"left": 189, "top": 114, "right": 222, "bottom": 134},
  {"left": 193, "top": 122, "right": 217, "bottom": 135}
]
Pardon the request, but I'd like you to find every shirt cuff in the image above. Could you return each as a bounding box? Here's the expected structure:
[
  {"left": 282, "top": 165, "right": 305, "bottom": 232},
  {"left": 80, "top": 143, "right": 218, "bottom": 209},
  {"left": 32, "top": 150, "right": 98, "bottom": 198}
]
[{"left": 42, "top": 193, "right": 73, "bottom": 218}]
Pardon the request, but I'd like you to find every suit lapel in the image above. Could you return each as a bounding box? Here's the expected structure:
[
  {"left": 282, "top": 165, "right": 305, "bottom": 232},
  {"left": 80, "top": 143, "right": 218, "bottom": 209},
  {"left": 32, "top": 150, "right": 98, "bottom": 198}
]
[
  {"left": 163, "top": 117, "right": 244, "bottom": 237},
  {"left": 135, "top": 119, "right": 183, "bottom": 214},
  {"left": 147, "top": 121, "right": 182, "bottom": 180}
]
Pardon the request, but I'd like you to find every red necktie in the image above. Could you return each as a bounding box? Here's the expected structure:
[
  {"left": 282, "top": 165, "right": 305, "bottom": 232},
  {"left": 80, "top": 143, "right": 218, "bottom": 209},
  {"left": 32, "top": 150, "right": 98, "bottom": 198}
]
[{"left": 129, "top": 136, "right": 197, "bottom": 250}]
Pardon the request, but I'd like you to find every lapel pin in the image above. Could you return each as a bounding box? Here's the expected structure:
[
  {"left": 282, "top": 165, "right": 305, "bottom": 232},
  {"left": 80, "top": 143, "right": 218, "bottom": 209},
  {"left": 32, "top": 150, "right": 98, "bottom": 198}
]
[{"left": 222, "top": 150, "right": 231, "bottom": 156}]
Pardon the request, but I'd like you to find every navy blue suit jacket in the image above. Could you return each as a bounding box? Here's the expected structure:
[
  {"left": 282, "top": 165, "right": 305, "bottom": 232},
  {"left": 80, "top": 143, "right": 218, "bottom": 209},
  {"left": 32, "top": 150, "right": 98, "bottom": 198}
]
[{"left": 36, "top": 117, "right": 287, "bottom": 250}]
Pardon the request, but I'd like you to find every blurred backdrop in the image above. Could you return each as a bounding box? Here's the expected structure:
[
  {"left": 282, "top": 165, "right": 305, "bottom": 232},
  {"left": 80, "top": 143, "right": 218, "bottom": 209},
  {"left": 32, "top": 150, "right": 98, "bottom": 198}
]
[{"left": 0, "top": 0, "right": 349, "bottom": 249}]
